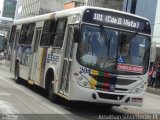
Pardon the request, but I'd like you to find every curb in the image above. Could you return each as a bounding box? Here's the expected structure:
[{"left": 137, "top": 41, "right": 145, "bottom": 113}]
[{"left": 146, "top": 87, "right": 160, "bottom": 96}]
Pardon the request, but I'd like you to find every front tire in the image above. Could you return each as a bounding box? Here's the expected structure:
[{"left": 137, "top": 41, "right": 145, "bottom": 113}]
[
  {"left": 48, "top": 81, "right": 57, "bottom": 102},
  {"left": 14, "top": 59, "right": 20, "bottom": 83}
]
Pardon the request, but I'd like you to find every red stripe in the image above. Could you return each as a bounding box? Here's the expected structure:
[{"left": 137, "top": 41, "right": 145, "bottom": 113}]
[
  {"left": 104, "top": 72, "right": 110, "bottom": 77},
  {"left": 102, "top": 83, "right": 110, "bottom": 87}
]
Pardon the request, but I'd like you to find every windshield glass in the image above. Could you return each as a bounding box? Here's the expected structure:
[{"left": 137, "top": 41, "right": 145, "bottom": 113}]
[{"left": 77, "top": 24, "right": 151, "bottom": 75}]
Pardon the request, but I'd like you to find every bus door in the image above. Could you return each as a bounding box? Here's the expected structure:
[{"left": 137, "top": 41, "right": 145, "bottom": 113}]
[
  {"left": 30, "top": 28, "right": 42, "bottom": 83},
  {"left": 11, "top": 30, "right": 20, "bottom": 72},
  {"left": 60, "top": 25, "right": 77, "bottom": 95}
]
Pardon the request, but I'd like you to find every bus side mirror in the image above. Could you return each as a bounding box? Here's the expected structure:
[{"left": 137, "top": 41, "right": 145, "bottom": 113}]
[
  {"left": 73, "top": 27, "right": 80, "bottom": 43},
  {"left": 150, "top": 41, "right": 156, "bottom": 62}
]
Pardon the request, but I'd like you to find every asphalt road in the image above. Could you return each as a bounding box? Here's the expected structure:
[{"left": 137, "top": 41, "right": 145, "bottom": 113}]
[{"left": 0, "top": 60, "right": 160, "bottom": 120}]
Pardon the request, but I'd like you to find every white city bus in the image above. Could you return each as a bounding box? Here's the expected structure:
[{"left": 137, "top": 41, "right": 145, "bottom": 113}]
[{"left": 9, "top": 6, "right": 152, "bottom": 107}]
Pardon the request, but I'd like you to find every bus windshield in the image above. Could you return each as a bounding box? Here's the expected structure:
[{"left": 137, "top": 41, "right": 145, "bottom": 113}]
[
  {"left": 77, "top": 24, "right": 151, "bottom": 75},
  {"left": 0, "top": 35, "right": 5, "bottom": 52}
]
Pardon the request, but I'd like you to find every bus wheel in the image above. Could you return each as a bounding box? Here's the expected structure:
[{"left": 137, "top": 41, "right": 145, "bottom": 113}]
[
  {"left": 48, "top": 81, "right": 57, "bottom": 102},
  {"left": 15, "top": 59, "right": 20, "bottom": 83}
]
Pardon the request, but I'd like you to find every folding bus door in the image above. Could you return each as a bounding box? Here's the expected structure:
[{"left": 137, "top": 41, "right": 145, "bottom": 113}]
[
  {"left": 30, "top": 28, "right": 42, "bottom": 83},
  {"left": 60, "top": 25, "right": 75, "bottom": 95}
]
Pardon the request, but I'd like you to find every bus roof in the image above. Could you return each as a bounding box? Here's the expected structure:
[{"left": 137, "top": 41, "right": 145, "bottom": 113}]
[
  {"left": 13, "top": 7, "right": 83, "bottom": 25},
  {"left": 13, "top": 6, "right": 149, "bottom": 25}
]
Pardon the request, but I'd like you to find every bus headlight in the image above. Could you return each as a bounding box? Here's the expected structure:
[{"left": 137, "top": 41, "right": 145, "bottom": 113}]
[
  {"left": 77, "top": 76, "right": 91, "bottom": 88},
  {"left": 130, "top": 83, "right": 144, "bottom": 94}
]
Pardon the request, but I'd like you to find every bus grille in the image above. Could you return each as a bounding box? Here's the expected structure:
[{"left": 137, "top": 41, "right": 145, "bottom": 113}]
[
  {"left": 89, "top": 74, "right": 136, "bottom": 92},
  {"left": 98, "top": 92, "right": 124, "bottom": 100},
  {"left": 90, "top": 74, "right": 117, "bottom": 92},
  {"left": 116, "top": 79, "right": 137, "bottom": 85}
]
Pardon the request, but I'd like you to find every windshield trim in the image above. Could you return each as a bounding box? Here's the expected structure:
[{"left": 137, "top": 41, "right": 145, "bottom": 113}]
[
  {"left": 76, "top": 23, "right": 151, "bottom": 75},
  {"left": 81, "top": 22, "right": 151, "bottom": 37}
]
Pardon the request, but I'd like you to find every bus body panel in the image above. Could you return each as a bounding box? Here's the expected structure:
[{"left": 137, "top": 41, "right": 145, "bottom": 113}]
[
  {"left": 69, "top": 81, "right": 144, "bottom": 107},
  {"left": 66, "top": 52, "right": 146, "bottom": 106},
  {"left": 44, "top": 48, "right": 63, "bottom": 91}
]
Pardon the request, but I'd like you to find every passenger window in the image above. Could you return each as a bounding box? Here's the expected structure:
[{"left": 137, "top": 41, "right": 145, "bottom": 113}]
[
  {"left": 40, "top": 20, "right": 55, "bottom": 47},
  {"left": 9, "top": 25, "right": 17, "bottom": 45},
  {"left": 25, "top": 23, "right": 35, "bottom": 45},
  {"left": 19, "top": 24, "right": 28, "bottom": 44},
  {"left": 14, "top": 31, "right": 20, "bottom": 50},
  {"left": 53, "top": 18, "right": 67, "bottom": 47}
]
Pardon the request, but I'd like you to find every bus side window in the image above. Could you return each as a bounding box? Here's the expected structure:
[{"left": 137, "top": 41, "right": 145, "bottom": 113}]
[
  {"left": 9, "top": 25, "right": 17, "bottom": 45},
  {"left": 33, "top": 29, "right": 42, "bottom": 53},
  {"left": 14, "top": 31, "right": 20, "bottom": 50},
  {"left": 40, "top": 20, "right": 55, "bottom": 47},
  {"left": 25, "top": 23, "right": 35, "bottom": 45},
  {"left": 19, "top": 24, "right": 28, "bottom": 44},
  {"left": 53, "top": 18, "right": 67, "bottom": 47}
]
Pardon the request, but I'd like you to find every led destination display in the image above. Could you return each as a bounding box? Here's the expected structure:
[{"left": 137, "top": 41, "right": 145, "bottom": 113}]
[{"left": 83, "top": 9, "right": 151, "bottom": 34}]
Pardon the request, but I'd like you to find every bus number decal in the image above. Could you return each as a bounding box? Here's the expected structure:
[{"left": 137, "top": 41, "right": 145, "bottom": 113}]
[
  {"left": 93, "top": 13, "right": 103, "bottom": 21},
  {"left": 80, "top": 67, "right": 91, "bottom": 74},
  {"left": 47, "top": 53, "right": 59, "bottom": 64}
]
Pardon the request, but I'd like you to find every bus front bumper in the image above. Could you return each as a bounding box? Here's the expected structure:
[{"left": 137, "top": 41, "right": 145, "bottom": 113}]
[{"left": 69, "top": 81, "right": 144, "bottom": 107}]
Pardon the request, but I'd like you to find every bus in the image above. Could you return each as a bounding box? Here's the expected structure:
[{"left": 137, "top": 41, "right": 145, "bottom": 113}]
[
  {"left": 9, "top": 6, "right": 152, "bottom": 107},
  {"left": 0, "top": 34, "right": 6, "bottom": 60}
]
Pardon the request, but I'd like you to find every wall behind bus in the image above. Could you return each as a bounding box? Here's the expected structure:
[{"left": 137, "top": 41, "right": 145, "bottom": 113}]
[
  {"left": 135, "top": 0, "right": 160, "bottom": 44},
  {"left": 123, "top": 0, "right": 157, "bottom": 34},
  {"left": 63, "top": 0, "right": 124, "bottom": 10},
  {"left": 123, "top": 0, "right": 160, "bottom": 61},
  {"left": 135, "top": 0, "right": 157, "bottom": 37},
  {"left": 123, "top": 0, "right": 160, "bottom": 44},
  {"left": 152, "top": 0, "right": 160, "bottom": 43},
  {"left": 15, "top": 0, "right": 63, "bottom": 19}
]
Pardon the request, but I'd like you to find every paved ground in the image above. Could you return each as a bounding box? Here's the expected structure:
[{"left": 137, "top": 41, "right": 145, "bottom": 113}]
[{"left": 146, "top": 87, "right": 160, "bottom": 96}]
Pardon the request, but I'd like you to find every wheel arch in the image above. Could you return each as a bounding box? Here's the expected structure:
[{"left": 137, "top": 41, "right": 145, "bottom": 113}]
[{"left": 45, "top": 67, "right": 55, "bottom": 90}]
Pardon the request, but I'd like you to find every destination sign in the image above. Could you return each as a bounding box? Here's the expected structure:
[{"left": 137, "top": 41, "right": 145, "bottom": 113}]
[
  {"left": 93, "top": 13, "right": 140, "bottom": 29},
  {"left": 83, "top": 9, "right": 151, "bottom": 34}
]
